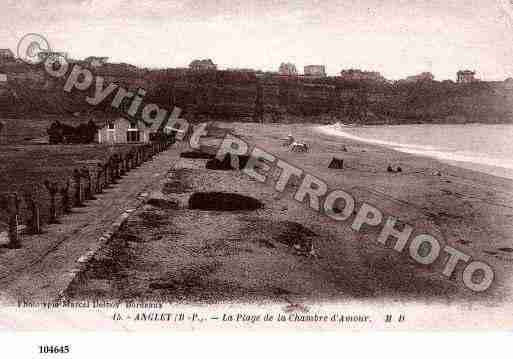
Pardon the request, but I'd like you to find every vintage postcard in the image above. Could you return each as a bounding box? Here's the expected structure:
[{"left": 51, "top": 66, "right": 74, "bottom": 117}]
[{"left": 1, "top": 0, "right": 513, "bottom": 340}]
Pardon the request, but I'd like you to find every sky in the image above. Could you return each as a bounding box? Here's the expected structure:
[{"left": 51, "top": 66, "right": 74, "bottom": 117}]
[{"left": 2, "top": 0, "right": 513, "bottom": 80}]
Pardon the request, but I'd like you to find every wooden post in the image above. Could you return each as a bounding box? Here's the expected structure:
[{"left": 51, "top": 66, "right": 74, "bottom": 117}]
[
  {"left": 44, "top": 180, "right": 59, "bottom": 224},
  {"left": 61, "top": 179, "right": 71, "bottom": 214},
  {"left": 129, "top": 151, "right": 134, "bottom": 168},
  {"left": 109, "top": 156, "right": 117, "bottom": 183},
  {"left": 112, "top": 155, "right": 118, "bottom": 179},
  {"left": 119, "top": 155, "right": 126, "bottom": 176},
  {"left": 125, "top": 153, "right": 131, "bottom": 172},
  {"left": 7, "top": 193, "right": 21, "bottom": 249},
  {"left": 103, "top": 162, "right": 110, "bottom": 187},
  {"left": 80, "top": 168, "right": 91, "bottom": 200},
  {"left": 87, "top": 171, "right": 96, "bottom": 200},
  {"left": 73, "top": 169, "right": 83, "bottom": 207},
  {"left": 24, "top": 190, "right": 41, "bottom": 234},
  {"left": 254, "top": 81, "right": 264, "bottom": 124},
  {"left": 118, "top": 155, "right": 124, "bottom": 176},
  {"left": 114, "top": 154, "right": 121, "bottom": 180},
  {"left": 96, "top": 163, "right": 103, "bottom": 193},
  {"left": 109, "top": 157, "right": 116, "bottom": 183}
]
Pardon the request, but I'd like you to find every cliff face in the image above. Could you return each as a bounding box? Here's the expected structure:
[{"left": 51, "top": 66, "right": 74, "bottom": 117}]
[{"left": 1, "top": 62, "right": 512, "bottom": 124}]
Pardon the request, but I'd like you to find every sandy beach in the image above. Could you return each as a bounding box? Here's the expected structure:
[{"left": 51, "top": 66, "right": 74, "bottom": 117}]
[
  {"left": 318, "top": 123, "right": 513, "bottom": 181},
  {"left": 63, "top": 121, "right": 513, "bottom": 308}
]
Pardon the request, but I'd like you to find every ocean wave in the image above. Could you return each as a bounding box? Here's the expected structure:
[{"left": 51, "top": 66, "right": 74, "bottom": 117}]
[
  {"left": 317, "top": 125, "right": 438, "bottom": 151},
  {"left": 316, "top": 124, "right": 513, "bottom": 178}
]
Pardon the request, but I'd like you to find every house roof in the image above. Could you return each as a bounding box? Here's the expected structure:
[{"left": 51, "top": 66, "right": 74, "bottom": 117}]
[
  {"left": 85, "top": 56, "right": 109, "bottom": 61},
  {"left": 189, "top": 59, "right": 216, "bottom": 68},
  {"left": 101, "top": 116, "right": 152, "bottom": 129},
  {"left": 38, "top": 51, "right": 68, "bottom": 60}
]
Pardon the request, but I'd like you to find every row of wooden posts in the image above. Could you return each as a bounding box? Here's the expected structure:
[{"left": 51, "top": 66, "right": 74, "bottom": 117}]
[{"left": 1, "top": 140, "right": 172, "bottom": 249}]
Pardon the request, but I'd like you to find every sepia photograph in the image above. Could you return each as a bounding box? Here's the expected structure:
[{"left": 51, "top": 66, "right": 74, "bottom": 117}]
[{"left": 1, "top": 1, "right": 513, "bottom": 351}]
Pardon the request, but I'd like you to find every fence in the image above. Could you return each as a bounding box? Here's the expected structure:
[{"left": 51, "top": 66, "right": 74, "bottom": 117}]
[{"left": 0, "top": 139, "right": 173, "bottom": 249}]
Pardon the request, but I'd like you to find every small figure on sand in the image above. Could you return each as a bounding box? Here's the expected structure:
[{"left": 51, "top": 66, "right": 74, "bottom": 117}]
[
  {"left": 280, "top": 133, "right": 309, "bottom": 152},
  {"left": 387, "top": 164, "right": 403, "bottom": 173},
  {"left": 282, "top": 133, "right": 294, "bottom": 147},
  {"left": 289, "top": 141, "right": 309, "bottom": 152}
]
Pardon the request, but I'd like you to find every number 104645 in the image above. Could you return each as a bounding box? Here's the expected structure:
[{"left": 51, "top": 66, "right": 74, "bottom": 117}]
[{"left": 38, "top": 346, "right": 70, "bottom": 354}]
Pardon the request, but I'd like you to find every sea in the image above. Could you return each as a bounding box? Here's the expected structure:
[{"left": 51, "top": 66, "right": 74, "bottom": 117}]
[{"left": 318, "top": 123, "right": 513, "bottom": 180}]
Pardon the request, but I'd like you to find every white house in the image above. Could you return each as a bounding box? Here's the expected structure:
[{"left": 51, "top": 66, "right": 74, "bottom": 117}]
[
  {"left": 0, "top": 49, "right": 15, "bottom": 63},
  {"left": 304, "top": 65, "right": 326, "bottom": 77},
  {"left": 96, "top": 117, "right": 152, "bottom": 144},
  {"left": 85, "top": 56, "right": 109, "bottom": 67}
]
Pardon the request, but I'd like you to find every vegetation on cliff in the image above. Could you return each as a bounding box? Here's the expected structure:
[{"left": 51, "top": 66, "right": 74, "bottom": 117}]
[{"left": 1, "top": 62, "right": 512, "bottom": 124}]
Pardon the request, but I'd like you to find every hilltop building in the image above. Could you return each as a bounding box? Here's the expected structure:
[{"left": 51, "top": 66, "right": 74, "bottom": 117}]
[
  {"left": 37, "top": 51, "right": 68, "bottom": 63},
  {"left": 457, "top": 70, "right": 477, "bottom": 83},
  {"left": 0, "top": 49, "right": 15, "bottom": 63},
  {"left": 189, "top": 59, "right": 217, "bottom": 72},
  {"left": 0, "top": 73, "right": 7, "bottom": 91},
  {"left": 404, "top": 72, "right": 435, "bottom": 83},
  {"left": 85, "top": 56, "right": 109, "bottom": 67},
  {"left": 226, "top": 68, "right": 256, "bottom": 72},
  {"left": 339, "top": 69, "right": 385, "bottom": 82},
  {"left": 279, "top": 62, "right": 298, "bottom": 76},
  {"left": 504, "top": 77, "right": 513, "bottom": 90},
  {"left": 304, "top": 65, "right": 326, "bottom": 77}
]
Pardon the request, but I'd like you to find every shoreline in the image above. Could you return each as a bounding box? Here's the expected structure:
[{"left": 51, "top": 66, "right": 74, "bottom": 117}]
[{"left": 316, "top": 124, "right": 513, "bottom": 181}]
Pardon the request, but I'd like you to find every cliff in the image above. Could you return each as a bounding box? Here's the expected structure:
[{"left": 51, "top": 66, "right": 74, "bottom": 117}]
[{"left": 1, "top": 62, "right": 512, "bottom": 125}]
